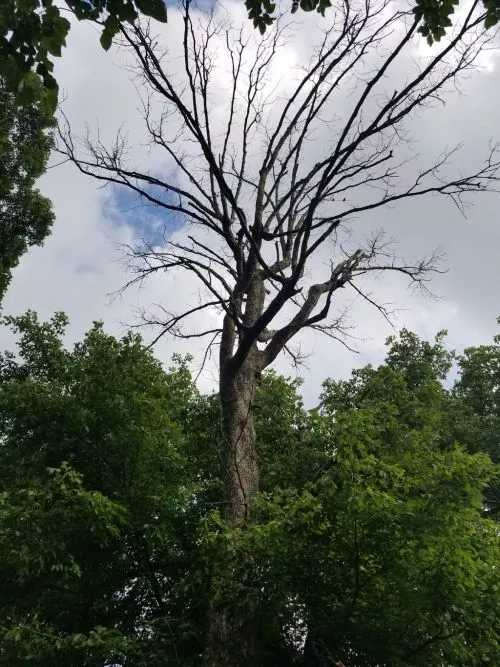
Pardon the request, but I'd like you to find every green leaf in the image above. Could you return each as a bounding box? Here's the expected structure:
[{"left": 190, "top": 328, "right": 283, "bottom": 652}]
[
  {"left": 99, "top": 15, "right": 119, "bottom": 51},
  {"left": 484, "top": 13, "right": 499, "bottom": 29},
  {"left": 135, "top": 0, "right": 167, "bottom": 23}
]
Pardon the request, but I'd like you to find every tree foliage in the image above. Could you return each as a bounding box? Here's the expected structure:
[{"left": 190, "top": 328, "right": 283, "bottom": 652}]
[
  {"left": 0, "top": 0, "right": 168, "bottom": 108},
  {"left": 0, "top": 312, "right": 202, "bottom": 665},
  {"left": 0, "top": 75, "right": 54, "bottom": 301},
  {"left": 0, "top": 313, "right": 498, "bottom": 665},
  {"left": 246, "top": 0, "right": 500, "bottom": 44},
  {"left": 2, "top": 0, "right": 499, "bottom": 111},
  {"left": 453, "top": 321, "right": 500, "bottom": 517}
]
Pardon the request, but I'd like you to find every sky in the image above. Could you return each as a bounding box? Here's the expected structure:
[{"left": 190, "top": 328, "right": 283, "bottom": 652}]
[{"left": 2, "top": 1, "right": 500, "bottom": 404}]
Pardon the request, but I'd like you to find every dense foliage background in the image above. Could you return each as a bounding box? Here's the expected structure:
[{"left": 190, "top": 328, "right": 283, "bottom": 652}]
[{"left": 0, "top": 313, "right": 497, "bottom": 665}]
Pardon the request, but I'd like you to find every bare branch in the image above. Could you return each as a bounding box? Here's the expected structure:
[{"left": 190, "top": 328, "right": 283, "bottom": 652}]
[{"left": 57, "top": 0, "right": 499, "bottom": 376}]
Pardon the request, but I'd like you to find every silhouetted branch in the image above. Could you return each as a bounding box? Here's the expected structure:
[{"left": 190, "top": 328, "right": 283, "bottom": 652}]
[{"left": 57, "top": 0, "right": 499, "bottom": 375}]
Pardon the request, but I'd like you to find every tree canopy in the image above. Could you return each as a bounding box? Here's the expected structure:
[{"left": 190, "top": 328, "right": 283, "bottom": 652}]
[
  {"left": 453, "top": 323, "right": 500, "bottom": 517},
  {"left": 0, "top": 313, "right": 498, "bottom": 665},
  {"left": 3, "top": 0, "right": 500, "bottom": 109},
  {"left": 0, "top": 0, "right": 167, "bottom": 108},
  {"left": 0, "top": 75, "right": 54, "bottom": 301},
  {"left": 247, "top": 0, "right": 500, "bottom": 43}
]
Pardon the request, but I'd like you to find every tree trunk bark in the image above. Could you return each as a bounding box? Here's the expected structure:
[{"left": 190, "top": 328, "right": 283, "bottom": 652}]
[
  {"left": 206, "top": 344, "right": 262, "bottom": 666},
  {"left": 206, "top": 270, "right": 266, "bottom": 665},
  {"left": 219, "top": 343, "right": 261, "bottom": 524}
]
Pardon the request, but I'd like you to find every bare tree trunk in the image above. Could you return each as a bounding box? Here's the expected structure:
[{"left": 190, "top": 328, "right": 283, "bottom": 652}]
[
  {"left": 219, "top": 270, "right": 266, "bottom": 525},
  {"left": 220, "top": 344, "right": 261, "bottom": 524},
  {"left": 206, "top": 353, "right": 261, "bottom": 666},
  {"left": 207, "top": 579, "right": 256, "bottom": 667},
  {"left": 207, "top": 275, "right": 265, "bottom": 665}
]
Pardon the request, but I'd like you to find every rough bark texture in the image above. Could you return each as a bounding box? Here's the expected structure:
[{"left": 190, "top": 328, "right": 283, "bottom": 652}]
[
  {"left": 206, "top": 359, "right": 261, "bottom": 665},
  {"left": 207, "top": 592, "right": 256, "bottom": 667},
  {"left": 206, "top": 274, "right": 265, "bottom": 665},
  {"left": 220, "top": 345, "right": 261, "bottom": 524}
]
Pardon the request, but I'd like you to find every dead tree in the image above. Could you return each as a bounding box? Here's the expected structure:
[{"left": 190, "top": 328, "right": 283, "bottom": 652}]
[{"left": 58, "top": 0, "right": 499, "bottom": 662}]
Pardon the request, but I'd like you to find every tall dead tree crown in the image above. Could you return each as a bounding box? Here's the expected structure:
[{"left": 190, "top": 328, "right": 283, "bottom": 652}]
[{"left": 58, "top": 0, "right": 499, "bottom": 375}]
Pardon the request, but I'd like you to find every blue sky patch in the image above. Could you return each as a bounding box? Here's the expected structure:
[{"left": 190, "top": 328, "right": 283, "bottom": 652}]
[{"left": 104, "top": 184, "right": 184, "bottom": 245}]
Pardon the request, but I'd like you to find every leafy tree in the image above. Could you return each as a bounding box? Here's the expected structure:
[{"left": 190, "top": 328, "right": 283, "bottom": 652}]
[
  {"left": 2, "top": 0, "right": 499, "bottom": 110},
  {"left": 0, "top": 313, "right": 498, "bottom": 665},
  {"left": 452, "top": 322, "right": 500, "bottom": 516},
  {"left": 0, "top": 0, "right": 166, "bottom": 300},
  {"left": 246, "top": 0, "right": 500, "bottom": 44},
  {"left": 209, "top": 329, "right": 499, "bottom": 665},
  {"left": 0, "top": 75, "right": 54, "bottom": 301},
  {"left": 0, "top": 0, "right": 167, "bottom": 108},
  {"left": 0, "top": 312, "right": 205, "bottom": 665}
]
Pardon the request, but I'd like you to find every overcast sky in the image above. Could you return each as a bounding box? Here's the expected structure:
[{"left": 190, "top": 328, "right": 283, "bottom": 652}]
[{"left": 2, "top": 2, "right": 500, "bottom": 404}]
